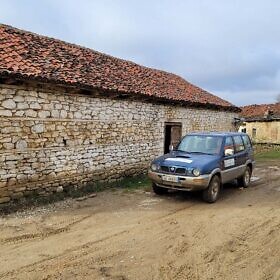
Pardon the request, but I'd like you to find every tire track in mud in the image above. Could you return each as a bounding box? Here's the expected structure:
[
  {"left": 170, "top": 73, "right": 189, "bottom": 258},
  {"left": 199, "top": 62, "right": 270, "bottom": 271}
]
[
  {"left": 99, "top": 265, "right": 129, "bottom": 280},
  {"left": 0, "top": 202, "right": 198, "bottom": 279},
  {"left": 204, "top": 219, "right": 280, "bottom": 280},
  {"left": 0, "top": 229, "right": 130, "bottom": 279},
  {"left": 160, "top": 217, "right": 280, "bottom": 280},
  {"left": 157, "top": 202, "right": 196, "bottom": 220},
  {"left": 38, "top": 250, "right": 129, "bottom": 280},
  {"left": 0, "top": 214, "right": 92, "bottom": 244}
]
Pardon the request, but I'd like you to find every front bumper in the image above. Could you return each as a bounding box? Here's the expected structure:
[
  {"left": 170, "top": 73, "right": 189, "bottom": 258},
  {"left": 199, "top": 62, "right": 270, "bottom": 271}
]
[{"left": 148, "top": 170, "right": 211, "bottom": 191}]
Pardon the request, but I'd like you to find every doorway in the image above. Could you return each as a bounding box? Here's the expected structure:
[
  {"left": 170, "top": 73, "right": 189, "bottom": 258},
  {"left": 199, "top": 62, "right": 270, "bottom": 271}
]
[{"left": 164, "top": 123, "right": 182, "bottom": 153}]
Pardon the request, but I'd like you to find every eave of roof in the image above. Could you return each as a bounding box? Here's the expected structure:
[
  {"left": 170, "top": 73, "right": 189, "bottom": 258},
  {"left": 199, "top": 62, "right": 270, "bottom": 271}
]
[
  {"left": 0, "top": 24, "right": 240, "bottom": 112},
  {"left": 244, "top": 116, "right": 280, "bottom": 122}
]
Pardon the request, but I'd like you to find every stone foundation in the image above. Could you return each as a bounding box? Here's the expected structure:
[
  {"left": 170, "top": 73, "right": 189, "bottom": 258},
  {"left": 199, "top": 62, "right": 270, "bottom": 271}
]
[
  {"left": 253, "top": 142, "right": 280, "bottom": 154},
  {"left": 0, "top": 83, "right": 238, "bottom": 203}
]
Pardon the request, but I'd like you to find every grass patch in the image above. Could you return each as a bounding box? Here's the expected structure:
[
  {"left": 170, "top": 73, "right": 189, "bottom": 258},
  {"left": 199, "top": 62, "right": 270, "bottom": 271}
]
[
  {"left": 113, "top": 175, "right": 151, "bottom": 192},
  {"left": 78, "top": 174, "right": 151, "bottom": 194},
  {"left": 255, "top": 150, "right": 280, "bottom": 161}
]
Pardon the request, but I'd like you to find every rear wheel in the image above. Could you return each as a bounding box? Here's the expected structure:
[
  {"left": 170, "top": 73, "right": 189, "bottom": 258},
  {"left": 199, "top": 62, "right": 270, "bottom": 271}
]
[
  {"left": 237, "top": 166, "right": 251, "bottom": 188},
  {"left": 202, "top": 175, "right": 221, "bottom": 203},
  {"left": 152, "top": 183, "right": 168, "bottom": 195}
]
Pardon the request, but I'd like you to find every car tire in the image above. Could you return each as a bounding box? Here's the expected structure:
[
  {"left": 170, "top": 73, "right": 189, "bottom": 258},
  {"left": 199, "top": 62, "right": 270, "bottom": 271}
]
[
  {"left": 202, "top": 175, "right": 221, "bottom": 203},
  {"left": 152, "top": 183, "right": 168, "bottom": 195},
  {"left": 237, "top": 166, "right": 251, "bottom": 188}
]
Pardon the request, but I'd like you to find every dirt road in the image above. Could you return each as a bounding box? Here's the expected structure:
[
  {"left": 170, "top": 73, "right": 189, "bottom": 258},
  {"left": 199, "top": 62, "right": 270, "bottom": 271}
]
[{"left": 0, "top": 161, "right": 279, "bottom": 280}]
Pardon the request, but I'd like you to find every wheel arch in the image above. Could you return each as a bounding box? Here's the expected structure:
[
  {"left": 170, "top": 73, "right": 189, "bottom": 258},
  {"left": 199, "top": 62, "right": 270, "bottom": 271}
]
[
  {"left": 247, "top": 162, "right": 253, "bottom": 173},
  {"left": 210, "top": 168, "right": 222, "bottom": 184}
]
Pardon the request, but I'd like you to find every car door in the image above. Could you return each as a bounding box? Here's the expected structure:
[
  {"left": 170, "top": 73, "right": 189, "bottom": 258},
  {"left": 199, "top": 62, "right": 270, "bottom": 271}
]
[
  {"left": 222, "top": 136, "right": 238, "bottom": 183},
  {"left": 232, "top": 135, "right": 247, "bottom": 177},
  {"left": 242, "top": 134, "right": 254, "bottom": 161}
]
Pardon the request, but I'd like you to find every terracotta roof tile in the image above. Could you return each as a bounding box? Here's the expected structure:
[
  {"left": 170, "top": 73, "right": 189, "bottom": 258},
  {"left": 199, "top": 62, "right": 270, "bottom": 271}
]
[
  {"left": 241, "top": 103, "right": 280, "bottom": 119},
  {"left": 0, "top": 24, "right": 238, "bottom": 111}
]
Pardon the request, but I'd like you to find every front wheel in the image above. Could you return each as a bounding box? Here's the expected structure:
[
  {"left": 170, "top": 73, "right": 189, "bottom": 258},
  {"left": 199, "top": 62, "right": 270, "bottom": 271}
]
[
  {"left": 202, "top": 175, "right": 221, "bottom": 203},
  {"left": 152, "top": 183, "right": 168, "bottom": 195},
  {"left": 237, "top": 166, "right": 251, "bottom": 188}
]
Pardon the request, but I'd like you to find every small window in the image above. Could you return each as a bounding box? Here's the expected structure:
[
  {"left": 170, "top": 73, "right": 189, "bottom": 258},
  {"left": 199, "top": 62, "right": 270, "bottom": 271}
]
[
  {"left": 233, "top": 135, "right": 245, "bottom": 152},
  {"left": 241, "top": 128, "right": 246, "bottom": 133},
  {"left": 252, "top": 128, "right": 257, "bottom": 138},
  {"left": 242, "top": 135, "right": 252, "bottom": 149},
  {"left": 224, "top": 136, "right": 234, "bottom": 150}
]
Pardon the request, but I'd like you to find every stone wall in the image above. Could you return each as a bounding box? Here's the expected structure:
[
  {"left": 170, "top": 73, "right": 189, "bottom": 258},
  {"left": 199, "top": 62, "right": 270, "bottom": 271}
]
[{"left": 0, "top": 83, "right": 238, "bottom": 203}]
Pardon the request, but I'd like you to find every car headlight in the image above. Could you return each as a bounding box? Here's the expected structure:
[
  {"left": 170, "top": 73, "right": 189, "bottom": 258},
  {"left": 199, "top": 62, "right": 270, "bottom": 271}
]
[
  {"left": 151, "top": 163, "right": 159, "bottom": 171},
  {"left": 192, "top": 168, "right": 200, "bottom": 177}
]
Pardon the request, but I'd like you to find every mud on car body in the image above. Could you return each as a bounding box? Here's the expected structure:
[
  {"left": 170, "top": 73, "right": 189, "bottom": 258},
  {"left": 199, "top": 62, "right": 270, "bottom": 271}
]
[{"left": 148, "top": 132, "right": 255, "bottom": 203}]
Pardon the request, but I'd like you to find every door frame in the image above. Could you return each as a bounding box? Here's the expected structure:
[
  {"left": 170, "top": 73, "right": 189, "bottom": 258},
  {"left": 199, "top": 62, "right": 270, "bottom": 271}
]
[{"left": 164, "top": 122, "right": 182, "bottom": 154}]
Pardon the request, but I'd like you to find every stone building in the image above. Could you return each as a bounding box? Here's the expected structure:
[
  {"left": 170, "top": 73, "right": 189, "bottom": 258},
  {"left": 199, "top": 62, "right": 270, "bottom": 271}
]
[
  {"left": 0, "top": 24, "right": 239, "bottom": 204},
  {"left": 240, "top": 104, "right": 280, "bottom": 143}
]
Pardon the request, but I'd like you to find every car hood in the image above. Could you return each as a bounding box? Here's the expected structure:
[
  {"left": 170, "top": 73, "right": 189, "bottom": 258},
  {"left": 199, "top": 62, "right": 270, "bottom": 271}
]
[{"left": 152, "top": 151, "right": 220, "bottom": 174}]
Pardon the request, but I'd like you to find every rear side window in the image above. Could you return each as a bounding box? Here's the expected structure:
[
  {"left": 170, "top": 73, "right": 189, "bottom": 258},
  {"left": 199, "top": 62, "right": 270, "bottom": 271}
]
[
  {"left": 224, "top": 136, "right": 234, "bottom": 151},
  {"left": 242, "top": 135, "right": 252, "bottom": 149},
  {"left": 233, "top": 136, "right": 245, "bottom": 152}
]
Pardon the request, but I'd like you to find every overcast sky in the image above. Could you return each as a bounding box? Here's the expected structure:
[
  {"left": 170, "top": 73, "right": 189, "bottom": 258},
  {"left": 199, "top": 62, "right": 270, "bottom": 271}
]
[{"left": 1, "top": 0, "right": 280, "bottom": 106}]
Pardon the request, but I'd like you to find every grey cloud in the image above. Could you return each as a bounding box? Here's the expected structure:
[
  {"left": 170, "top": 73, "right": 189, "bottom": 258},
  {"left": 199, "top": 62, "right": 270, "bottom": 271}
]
[{"left": 1, "top": 0, "right": 280, "bottom": 105}]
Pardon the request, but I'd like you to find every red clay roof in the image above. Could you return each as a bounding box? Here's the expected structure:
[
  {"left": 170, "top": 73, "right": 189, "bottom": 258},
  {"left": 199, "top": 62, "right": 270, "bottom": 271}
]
[
  {"left": 0, "top": 24, "right": 238, "bottom": 111},
  {"left": 241, "top": 103, "right": 280, "bottom": 119}
]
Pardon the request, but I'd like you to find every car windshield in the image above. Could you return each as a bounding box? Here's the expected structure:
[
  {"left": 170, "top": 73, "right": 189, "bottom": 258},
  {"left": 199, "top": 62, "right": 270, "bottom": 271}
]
[{"left": 177, "top": 135, "right": 223, "bottom": 155}]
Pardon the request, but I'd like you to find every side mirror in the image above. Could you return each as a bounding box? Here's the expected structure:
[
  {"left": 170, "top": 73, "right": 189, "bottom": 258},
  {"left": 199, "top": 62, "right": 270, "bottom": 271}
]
[
  {"left": 224, "top": 148, "right": 234, "bottom": 156},
  {"left": 169, "top": 145, "right": 174, "bottom": 152}
]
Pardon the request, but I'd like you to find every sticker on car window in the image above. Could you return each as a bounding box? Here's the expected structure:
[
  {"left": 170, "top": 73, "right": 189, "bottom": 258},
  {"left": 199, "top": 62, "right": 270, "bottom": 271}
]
[
  {"left": 224, "top": 158, "right": 235, "bottom": 168},
  {"left": 165, "top": 158, "right": 193, "bottom": 164}
]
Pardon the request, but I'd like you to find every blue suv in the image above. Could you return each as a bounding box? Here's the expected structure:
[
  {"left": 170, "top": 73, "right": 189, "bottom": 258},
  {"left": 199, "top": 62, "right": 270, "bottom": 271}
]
[{"left": 148, "top": 132, "right": 255, "bottom": 203}]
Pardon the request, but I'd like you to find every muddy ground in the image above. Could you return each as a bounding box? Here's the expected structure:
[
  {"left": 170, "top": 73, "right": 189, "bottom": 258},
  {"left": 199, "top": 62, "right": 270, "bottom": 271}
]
[{"left": 0, "top": 161, "right": 279, "bottom": 280}]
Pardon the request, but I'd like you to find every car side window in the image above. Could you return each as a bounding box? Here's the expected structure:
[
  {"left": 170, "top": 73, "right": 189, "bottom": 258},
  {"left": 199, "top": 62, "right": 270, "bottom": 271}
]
[
  {"left": 224, "top": 136, "right": 234, "bottom": 156},
  {"left": 233, "top": 135, "right": 245, "bottom": 152},
  {"left": 242, "top": 135, "right": 252, "bottom": 149}
]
